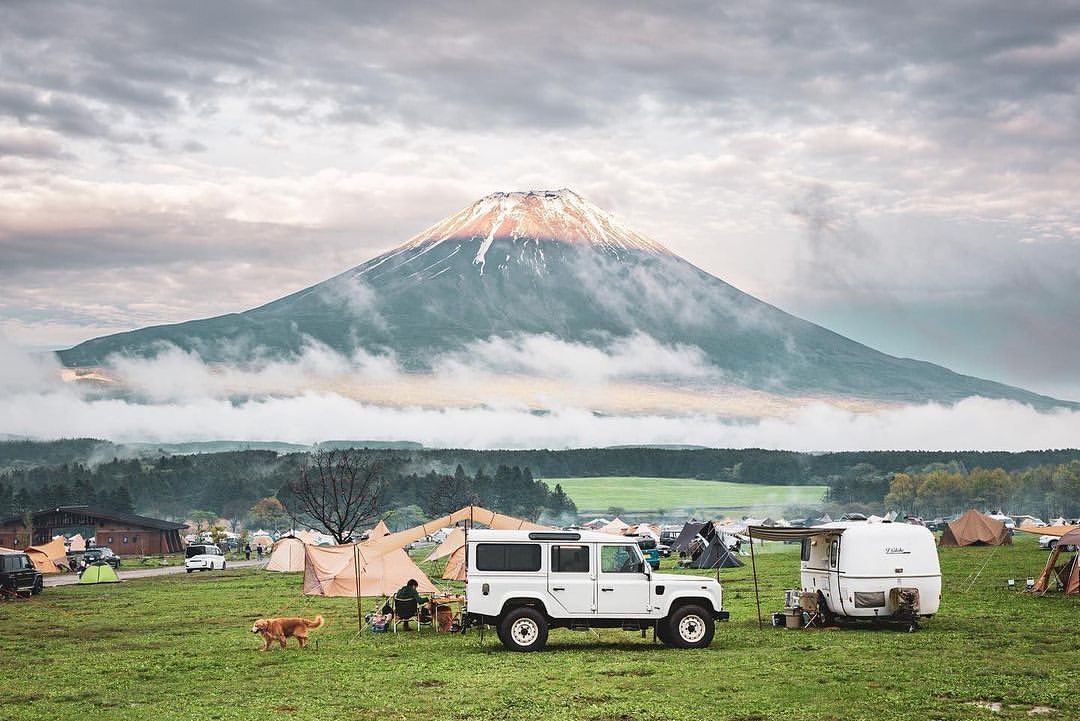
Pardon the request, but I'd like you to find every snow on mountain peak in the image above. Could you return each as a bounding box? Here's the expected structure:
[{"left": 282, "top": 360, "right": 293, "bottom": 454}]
[{"left": 398, "top": 189, "right": 673, "bottom": 272}]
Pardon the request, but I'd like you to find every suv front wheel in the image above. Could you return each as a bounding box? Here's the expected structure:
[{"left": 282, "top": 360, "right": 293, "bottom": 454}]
[
  {"left": 663, "top": 604, "right": 715, "bottom": 649},
  {"left": 499, "top": 607, "right": 548, "bottom": 652}
]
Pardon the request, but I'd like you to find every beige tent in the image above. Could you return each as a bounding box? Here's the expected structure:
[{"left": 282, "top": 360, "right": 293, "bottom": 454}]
[
  {"left": 27, "top": 537, "right": 69, "bottom": 573},
  {"left": 303, "top": 543, "right": 437, "bottom": 597},
  {"left": 601, "top": 517, "right": 630, "bottom": 535},
  {"left": 1032, "top": 528, "right": 1080, "bottom": 595},
  {"left": 370, "top": 520, "right": 390, "bottom": 538},
  {"left": 424, "top": 509, "right": 550, "bottom": 563},
  {"left": 442, "top": 546, "right": 466, "bottom": 581},
  {"left": 68, "top": 533, "right": 86, "bottom": 552},
  {"left": 251, "top": 534, "right": 274, "bottom": 550},
  {"left": 359, "top": 505, "right": 546, "bottom": 559},
  {"left": 426, "top": 528, "right": 466, "bottom": 562},
  {"left": 265, "top": 536, "right": 306, "bottom": 573},
  {"left": 939, "top": 509, "right": 1012, "bottom": 547}
]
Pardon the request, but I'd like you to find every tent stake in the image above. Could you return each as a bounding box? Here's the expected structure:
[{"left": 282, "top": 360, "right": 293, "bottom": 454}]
[{"left": 750, "top": 530, "right": 762, "bottom": 630}]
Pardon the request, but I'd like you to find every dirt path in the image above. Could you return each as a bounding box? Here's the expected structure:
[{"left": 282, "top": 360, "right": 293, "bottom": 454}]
[{"left": 43, "top": 559, "right": 266, "bottom": 587}]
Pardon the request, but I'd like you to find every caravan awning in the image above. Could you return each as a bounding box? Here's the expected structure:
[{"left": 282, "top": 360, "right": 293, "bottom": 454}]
[
  {"left": 747, "top": 526, "right": 838, "bottom": 542},
  {"left": 1015, "top": 524, "right": 1078, "bottom": 538}
]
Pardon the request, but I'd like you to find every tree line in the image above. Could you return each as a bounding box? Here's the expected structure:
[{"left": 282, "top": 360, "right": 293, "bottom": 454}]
[
  {"left": 882, "top": 461, "right": 1080, "bottom": 519},
  {"left": 2, "top": 441, "right": 1079, "bottom": 524}
]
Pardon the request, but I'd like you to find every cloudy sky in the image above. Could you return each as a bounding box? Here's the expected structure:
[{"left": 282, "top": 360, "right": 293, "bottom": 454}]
[{"left": 2, "top": 0, "right": 1079, "bottom": 400}]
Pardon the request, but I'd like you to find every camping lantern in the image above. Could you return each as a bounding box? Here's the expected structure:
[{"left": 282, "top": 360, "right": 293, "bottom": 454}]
[{"left": 1025, "top": 578, "right": 1035, "bottom": 590}]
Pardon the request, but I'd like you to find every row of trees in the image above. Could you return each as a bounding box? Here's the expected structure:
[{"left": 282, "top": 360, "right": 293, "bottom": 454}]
[
  {"left": 0, "top": 480, "right": 135, "bottom": 520},
  {"left": 883, "top": 461, "right": 1080, "bottom": 518}
]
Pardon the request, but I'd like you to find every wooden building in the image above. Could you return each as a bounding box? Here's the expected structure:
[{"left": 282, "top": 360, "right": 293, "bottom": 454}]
[{"left": 0, "top": 506, "right": 186, "bottom": 555}]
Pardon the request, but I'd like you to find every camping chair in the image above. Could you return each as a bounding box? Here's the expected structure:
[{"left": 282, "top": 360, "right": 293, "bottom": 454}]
[{"left": 391, "top": 596, "right": 433, "bottom": 632}]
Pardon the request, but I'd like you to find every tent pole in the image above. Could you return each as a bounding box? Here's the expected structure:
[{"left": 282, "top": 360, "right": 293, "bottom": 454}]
[
  {"left": 358, "top": 543, "right": 367, "bottom": 634},
  {"left": 750, "top": 530, "right": 762, "bottom": 630}
]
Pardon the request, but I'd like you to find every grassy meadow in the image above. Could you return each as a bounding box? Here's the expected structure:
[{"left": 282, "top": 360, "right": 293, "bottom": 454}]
[
  {"left": 542, "top": 476, "right": 827, "bottom": 515},
  {"left": 2, "top": 535, "right": 1076, "bottom": 720}
]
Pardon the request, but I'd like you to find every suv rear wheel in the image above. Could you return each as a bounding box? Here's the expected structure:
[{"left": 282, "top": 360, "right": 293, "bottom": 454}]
[
  {"left": 664, "top": 604, "right": 714, "bottom": 649},
  {"left": 499, "top": 607, "right": 548, "bottom": 652},
  {"left": 31, "top": 576, "right": 42, "bottom": 596}
]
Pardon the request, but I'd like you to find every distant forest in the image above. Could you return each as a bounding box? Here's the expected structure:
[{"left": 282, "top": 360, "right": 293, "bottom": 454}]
[{"left": 1, "top": 439, "right": 1078, "bottom": 524}]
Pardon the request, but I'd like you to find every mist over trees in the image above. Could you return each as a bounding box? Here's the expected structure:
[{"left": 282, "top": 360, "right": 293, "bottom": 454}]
[{"left": 1, "top": 441, "right": 1078, "bottom": 525}]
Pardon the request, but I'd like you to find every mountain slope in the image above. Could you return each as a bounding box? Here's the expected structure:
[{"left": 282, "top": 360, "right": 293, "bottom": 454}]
[{"left": 58, "top": 189, "right": 1070, "bottom": 409}]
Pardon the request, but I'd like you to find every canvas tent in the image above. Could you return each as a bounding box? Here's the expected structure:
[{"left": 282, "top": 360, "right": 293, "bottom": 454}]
[
  {"left": 601, "top": 518, "right": 630, "bottom": 535},
  {"left": 68, "top": 533, "right": 86, "bottom": 551},
  {"left": 27, "top": 537, "right": 69, "bottom": 573},
  {"left": 939, "top": 509, "right": 1012, "bottom": 547},
  {"left": 369, "top": 520, "right": 390, "bottom": 539},
  {"left": 442, "top": 546, "right": 466, "bottom": 581},
  {"left": 79, "top": 563, "right": 119, "bottom": 584},
  {"left": 425, "top": 528, "right": 465, "bottom": 562},
  {"left": 686, "top": 522, "right": 743, "bottom": 569},
  {"left": 303, "top": 544, "right": 437, "bottom": 597},
  {"left": 672, "top": 521, "right": 706, "bottom": 553},
  {"left": 1031, "top": 528, "right": 1080, "bottom": 595},
  {"left": 266, "top": 536, "right": 306, "bottom": 572},
  {"left": 251, "top": 533, "right": 274, "bottom": 550}
]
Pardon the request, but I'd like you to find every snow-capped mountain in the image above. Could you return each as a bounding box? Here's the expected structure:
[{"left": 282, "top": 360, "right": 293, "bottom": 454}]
[{"left": 58, "top": 189, "right": 1069, "bottom": 408}]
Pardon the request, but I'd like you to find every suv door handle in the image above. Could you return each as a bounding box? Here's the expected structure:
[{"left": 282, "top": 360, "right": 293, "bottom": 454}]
[
  {"left": 600, "top": 587, "right": 614, "bottom": 592},
  {"left": 552, "top": 587, "right": 566, "bottom": 591}
]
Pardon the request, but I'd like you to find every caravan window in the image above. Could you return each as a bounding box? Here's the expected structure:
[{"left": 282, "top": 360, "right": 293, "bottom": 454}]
[
  {"left": 551, "top": 545, "right": 589, "bottom": 573},
  {"left": 476, "top": 543, "right": 541, "bottom": 572},
  {"left": 800, "top": 539, "right": 811, "bottom": 562},
  {"left": 828, "top": 539, "right": 839, "bottom": 568}
]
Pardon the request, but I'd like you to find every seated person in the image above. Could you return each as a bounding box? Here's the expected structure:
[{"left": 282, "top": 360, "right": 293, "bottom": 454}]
[{"left": 393, "top": 578, "right": 428, "bottom": 630}]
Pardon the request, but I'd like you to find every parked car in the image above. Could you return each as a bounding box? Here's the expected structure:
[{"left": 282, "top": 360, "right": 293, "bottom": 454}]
[
  {"left": 630, "top": 536, "right": 662, "bottom": 570},
  {"left": 71, "top": 547, "right": 121, "bottom": 571},
  {"left": 1, "top": 552, "right": 43, "bottom": 597},
  {"left": 185, "top": 544, "right": 226, "bottom": 573},
  {"left": 1039, "top": 535, "right": 1077, "bottom": 551}
]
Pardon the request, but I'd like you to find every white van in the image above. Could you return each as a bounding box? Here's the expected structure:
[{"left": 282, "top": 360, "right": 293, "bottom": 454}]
[
  {"left": 184, "top": 544, "right": 226, "bottom": 573},
  {"left": 799, "top": 522, "right": 941, "bottom": 628}
]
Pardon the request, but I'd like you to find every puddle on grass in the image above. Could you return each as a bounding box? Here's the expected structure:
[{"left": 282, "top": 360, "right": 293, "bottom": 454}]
[{"left": 967, "top": 701, "right": 1058, "bottom": 716}]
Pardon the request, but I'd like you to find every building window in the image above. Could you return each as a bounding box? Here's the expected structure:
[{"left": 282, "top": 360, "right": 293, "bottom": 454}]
[
  {"left": 108, "top": 536, "right": 113, "bottom": 544},
  {"left": 123, "top": 536, "right": 129, "bottom": 544},
  {"left": 133, "top": 535, "right": 139, "bottom": 544}
]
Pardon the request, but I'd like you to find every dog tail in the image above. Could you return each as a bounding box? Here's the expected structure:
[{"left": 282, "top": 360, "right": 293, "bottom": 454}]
[{"left": 307, "top": 614, "right": 324, "bottom": 629}]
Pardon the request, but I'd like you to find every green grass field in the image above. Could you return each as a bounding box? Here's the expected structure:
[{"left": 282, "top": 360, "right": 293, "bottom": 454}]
[
  {"left": 542, "top": 476, "right": 827, "bottom": 515},
  {"left": 2, "top": 536, "right": 1076, "bottom": 720}
]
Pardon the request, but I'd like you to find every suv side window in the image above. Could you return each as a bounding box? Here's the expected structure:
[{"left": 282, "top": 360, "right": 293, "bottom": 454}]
[
  {"left": 600, "top": 545, "right": 641, "bottom": 574},
  {"left": 476, "top": 543, "right": 542, "bottom": 572},
  {"left": 551, "top": 545, "right": 589, "bottom": 573}
]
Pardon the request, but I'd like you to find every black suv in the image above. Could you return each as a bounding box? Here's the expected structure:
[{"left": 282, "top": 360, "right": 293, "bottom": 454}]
[
  {"left": 70, "top": 547, "right": 121, "bottom": 571},
  {"left": 0, "top": 552, "right": 43, "bottom": 598}
]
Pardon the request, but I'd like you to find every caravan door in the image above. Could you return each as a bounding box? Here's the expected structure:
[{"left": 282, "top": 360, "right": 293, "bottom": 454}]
[
  {"left": 826, "top": 536, "right": 847, "bottom": 615},
  {"left": 547, "top": 544, "right": 595, "bottom": 615}
]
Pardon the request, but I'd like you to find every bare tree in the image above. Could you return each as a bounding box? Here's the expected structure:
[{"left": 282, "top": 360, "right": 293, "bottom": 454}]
[{"left": 280, "top": 449, "right": 385, "bottom": 544}]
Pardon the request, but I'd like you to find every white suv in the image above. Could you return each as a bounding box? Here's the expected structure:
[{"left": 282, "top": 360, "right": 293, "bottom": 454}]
[
  {"left": 184, "top": 544, "right": 226, "bottom": 573},
  {"left": 464, "top": 529, "right": 729, "bottom": 651}
]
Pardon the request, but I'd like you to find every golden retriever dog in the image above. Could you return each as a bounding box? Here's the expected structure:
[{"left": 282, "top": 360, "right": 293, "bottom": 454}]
[{"left": 250, "top": 614, "right": 324, "bottom": 651}]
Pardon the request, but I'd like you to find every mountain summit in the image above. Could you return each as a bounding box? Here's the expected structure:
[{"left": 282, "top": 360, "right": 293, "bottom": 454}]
[
  {"left": 400, "top": 190, "right": 672, "bottom": 270},
  {"left": 59, "top": 190, "right": 1069, "bottom": 409}
]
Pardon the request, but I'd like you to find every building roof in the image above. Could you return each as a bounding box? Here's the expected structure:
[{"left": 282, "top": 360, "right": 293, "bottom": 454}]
[{"left": 1, "top": 505, "right": 186, "bottom": 531}]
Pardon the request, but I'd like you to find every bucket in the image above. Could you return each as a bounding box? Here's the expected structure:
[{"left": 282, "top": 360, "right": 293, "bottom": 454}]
[{"left": 784, "top": 610, "right": 802, "bottom": 629}]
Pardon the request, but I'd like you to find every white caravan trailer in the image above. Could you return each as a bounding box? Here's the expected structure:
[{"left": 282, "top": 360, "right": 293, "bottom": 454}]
[{"left": 749, "top": 521, "right": 941, "bottom": 630}]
